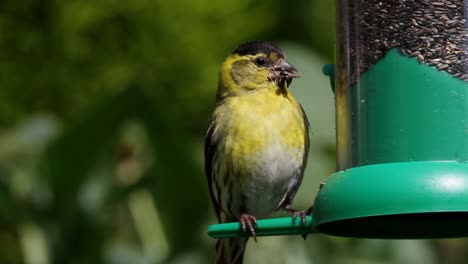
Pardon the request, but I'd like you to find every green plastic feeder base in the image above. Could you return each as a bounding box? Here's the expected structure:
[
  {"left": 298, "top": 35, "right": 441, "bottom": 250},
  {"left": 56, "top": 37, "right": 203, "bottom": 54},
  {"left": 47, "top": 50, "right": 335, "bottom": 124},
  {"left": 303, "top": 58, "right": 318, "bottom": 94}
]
[
  {"left": 208, "top": 161, "right": 468, "bottom": 239},
  {"left": 314, "top": 161, "right": 468, "bottom": 239}
]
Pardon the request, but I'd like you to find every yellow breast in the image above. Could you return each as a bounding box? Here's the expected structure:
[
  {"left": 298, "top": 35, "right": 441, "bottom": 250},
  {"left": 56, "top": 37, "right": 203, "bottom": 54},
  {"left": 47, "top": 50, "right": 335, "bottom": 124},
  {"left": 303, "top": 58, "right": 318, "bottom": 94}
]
[{"left": 214, "top": 89, "right": 306, "bottom": 170}]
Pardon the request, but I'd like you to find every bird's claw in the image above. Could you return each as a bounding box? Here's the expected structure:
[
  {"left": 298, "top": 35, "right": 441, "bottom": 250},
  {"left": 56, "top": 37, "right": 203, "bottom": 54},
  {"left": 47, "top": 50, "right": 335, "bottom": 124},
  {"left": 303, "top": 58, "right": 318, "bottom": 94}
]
[
  {"left": 302, "top": 206, "right": 315, "bottom": 240},
  {"left": 240, "top": 214, "right": 258, "bottom": 242},
  {"left": 305, "top": 205, "right": 314, "bottom": 215},
  {"left": 285, "top": 206, "right": 310, "bottom": 226},
  {"left": 293, "top": 210, "right": 308, "bottom": 225},
  {"left": 285, "top": 205, "right": 314, "bottom": 240}
]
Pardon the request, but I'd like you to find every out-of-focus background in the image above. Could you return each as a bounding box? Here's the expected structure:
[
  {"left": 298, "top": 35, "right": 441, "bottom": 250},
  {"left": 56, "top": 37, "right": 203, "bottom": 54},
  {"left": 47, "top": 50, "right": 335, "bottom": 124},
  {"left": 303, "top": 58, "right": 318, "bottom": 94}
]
[{"left": 1, "top": 0, "right": 467, "bottom": 263}]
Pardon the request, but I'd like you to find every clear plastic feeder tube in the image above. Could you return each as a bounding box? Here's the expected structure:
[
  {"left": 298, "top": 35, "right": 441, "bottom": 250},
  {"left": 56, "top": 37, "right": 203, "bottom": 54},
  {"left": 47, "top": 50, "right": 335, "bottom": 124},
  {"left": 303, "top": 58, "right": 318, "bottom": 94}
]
[{"left": 335, "top": 0, "right": 468, "bottom": 170}]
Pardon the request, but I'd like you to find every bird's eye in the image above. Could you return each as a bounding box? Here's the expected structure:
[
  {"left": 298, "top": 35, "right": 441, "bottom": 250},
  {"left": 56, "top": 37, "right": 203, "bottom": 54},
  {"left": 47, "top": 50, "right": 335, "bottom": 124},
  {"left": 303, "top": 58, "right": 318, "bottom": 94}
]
[{"left": 255, "top": 57, "right": 266, "bottom": 66}]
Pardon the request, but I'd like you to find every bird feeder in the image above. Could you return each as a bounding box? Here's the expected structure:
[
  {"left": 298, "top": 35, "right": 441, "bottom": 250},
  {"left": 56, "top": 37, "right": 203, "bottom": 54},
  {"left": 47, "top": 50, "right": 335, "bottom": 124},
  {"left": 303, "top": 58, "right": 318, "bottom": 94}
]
[{"left": 208, "top": 0, "right": 468, "bottom": 239}]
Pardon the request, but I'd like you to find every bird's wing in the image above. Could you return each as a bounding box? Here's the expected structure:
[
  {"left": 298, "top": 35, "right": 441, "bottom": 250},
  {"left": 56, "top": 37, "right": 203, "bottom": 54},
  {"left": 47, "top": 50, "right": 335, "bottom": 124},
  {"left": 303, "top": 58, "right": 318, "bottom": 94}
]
[
  {"left": 278, "top": 104, "right": 310, "bottom": 209},
  {"left": 299, "top": 104, "right": 311, "bottom": 184},
  {"left": 205, "top": 119, "right": 221, "bottom": 222}
]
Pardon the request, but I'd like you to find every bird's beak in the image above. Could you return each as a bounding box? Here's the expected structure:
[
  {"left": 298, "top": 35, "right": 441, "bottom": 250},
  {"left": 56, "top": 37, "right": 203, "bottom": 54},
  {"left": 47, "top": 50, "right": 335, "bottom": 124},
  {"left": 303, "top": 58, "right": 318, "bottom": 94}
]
[
  {"left": 270, "top": 58, "right": 299, "bottom": 88},
  {"left": 273, "top": 59, "right": 299, "bottom": 79}
]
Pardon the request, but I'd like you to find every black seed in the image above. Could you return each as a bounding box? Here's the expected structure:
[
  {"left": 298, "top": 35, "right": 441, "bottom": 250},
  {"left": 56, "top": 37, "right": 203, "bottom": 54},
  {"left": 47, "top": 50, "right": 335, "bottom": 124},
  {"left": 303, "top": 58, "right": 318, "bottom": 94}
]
[{"left": 342, "top": 0, "right": 467, "bottom": 83}]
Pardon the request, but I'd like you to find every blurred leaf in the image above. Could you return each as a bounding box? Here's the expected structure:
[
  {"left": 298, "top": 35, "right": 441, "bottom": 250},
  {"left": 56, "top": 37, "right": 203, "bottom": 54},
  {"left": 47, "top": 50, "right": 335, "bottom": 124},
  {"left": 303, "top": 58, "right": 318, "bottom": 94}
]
[
  {"left": 0, "top": 180, "right": 23, "bottom": 224},
  {"left": 131, "top": 86, "right": 211, "bottom": 257},
  {"left": 38, "top": 88, "right": 137, "bottom": 262},
  {"left": 40, "top": 90, "right": 129, "bottom": 212}
]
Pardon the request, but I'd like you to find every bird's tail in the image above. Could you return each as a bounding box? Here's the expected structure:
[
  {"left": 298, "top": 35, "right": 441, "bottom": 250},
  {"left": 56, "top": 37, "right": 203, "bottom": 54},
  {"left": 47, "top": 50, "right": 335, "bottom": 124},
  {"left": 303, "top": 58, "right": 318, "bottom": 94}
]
[{"left": 215, "top": 237, "right": 249, "bottom": 264}]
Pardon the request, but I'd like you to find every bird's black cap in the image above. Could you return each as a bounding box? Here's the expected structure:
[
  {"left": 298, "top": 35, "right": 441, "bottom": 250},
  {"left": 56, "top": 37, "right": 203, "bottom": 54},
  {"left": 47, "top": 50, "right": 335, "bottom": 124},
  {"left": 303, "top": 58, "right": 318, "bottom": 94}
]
[{"left": 232, "top": 40, "right": 284, "bottom": 57}]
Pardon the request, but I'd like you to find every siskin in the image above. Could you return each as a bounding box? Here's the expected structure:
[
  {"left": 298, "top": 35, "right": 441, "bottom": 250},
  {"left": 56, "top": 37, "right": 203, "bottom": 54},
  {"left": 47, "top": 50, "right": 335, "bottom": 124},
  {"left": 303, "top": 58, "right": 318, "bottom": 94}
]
[{"left": 205, "top": 41, "right": 310, "bottom": 264}]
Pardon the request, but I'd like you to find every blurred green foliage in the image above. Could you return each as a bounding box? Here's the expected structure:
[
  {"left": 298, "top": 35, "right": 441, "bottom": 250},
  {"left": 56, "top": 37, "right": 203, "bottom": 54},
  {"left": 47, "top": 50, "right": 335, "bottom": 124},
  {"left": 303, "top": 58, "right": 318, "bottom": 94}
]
[{"left": 0, "top": 0, "right": 467, "bottom": 263}]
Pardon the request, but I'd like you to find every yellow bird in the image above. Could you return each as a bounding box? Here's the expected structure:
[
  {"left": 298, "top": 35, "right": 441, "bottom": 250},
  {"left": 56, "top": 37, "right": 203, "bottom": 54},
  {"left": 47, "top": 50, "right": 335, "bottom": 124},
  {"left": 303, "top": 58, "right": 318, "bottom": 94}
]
[{"left": 205, "top": 41, "right": 310, "bottom": 264}]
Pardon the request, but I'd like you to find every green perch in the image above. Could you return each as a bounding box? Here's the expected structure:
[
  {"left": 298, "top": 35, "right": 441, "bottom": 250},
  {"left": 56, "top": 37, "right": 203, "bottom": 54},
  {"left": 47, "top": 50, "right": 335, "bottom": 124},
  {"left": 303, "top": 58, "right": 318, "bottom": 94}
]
[{"left": 207, "top": 216, "right": 316, "bottom": 239}]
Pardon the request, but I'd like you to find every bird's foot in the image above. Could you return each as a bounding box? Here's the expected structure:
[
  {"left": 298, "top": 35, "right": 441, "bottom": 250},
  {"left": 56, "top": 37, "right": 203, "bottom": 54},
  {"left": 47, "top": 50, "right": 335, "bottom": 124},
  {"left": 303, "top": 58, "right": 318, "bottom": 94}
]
[
  {"left": 284, "top": 206, "right": 310, "bottom": 226},
  {"left": 285, "top": 205, "right": 314, "bottom": 240},
  {"left": 240, "top": 214, "right": 258, "bottom": 242}
]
